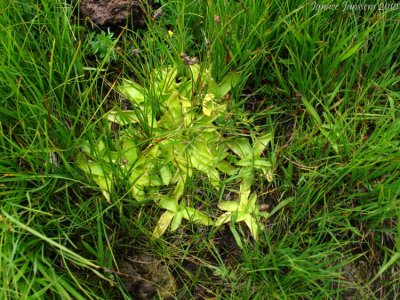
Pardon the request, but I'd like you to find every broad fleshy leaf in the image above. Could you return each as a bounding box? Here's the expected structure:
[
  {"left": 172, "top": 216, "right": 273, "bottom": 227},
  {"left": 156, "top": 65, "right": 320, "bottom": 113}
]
[
  {"left": 244, "top": 215, "right": 259, "bottom": 240},
  {"left": 159, "top": 197, "right": 179, "bottom": 212},
  {"left": 235, "top": 159, "right": 271, "bottom": 168},
  {"left": 181, "top": 207, "right": 212, "bottom": 225},
  {"left": 170, "top": 210, "right": 183, "bottom": 231},
  {"left": 119, "top": 79, "right": 145, "bottom": 103},
  {"left": 106, "top": 110, "right": 140, "bottom": 125},
  {"left": 153, "top": 211, "right": 175, "bottom": 238},
  {"left": 218, "top": 201, "right": 239, "bottom": 212},
  {"left": 95, "top": 175, "right": 113, "bottom": 203},
  {"left": 216, "top": 160, "right": 237, "bottom": 175},
  {"left": 122, "top": 139, "right": 138, "bottom": 163},
  {"left": 159, "top": 165, "right": 173, "bottom": 185},
  {"left": 79, "top": 162, "right": 108, "bottom": 177},
  {"left": 202, "top": 93, "right": 226, "bottom": 117},
  {"left": 253, "top": 133, "right": 273, "bottom": 157},
  {"left": 215, "top": 212, "right": 232, "bottom": 226},
  {"left": 227, "top": 138, "right": 253, "bottom": 160}
]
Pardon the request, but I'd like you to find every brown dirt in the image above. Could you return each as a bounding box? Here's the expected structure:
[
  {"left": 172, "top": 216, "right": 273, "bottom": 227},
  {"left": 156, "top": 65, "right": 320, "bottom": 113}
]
[{"left": 80, "top": 0, "right": 147, "bottom": 27}]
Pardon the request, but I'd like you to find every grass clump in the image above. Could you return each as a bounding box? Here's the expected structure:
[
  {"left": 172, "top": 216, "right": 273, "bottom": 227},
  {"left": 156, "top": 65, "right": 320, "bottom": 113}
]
[{"left": 1, "top": 0, "right": 399, "bottom": 299}]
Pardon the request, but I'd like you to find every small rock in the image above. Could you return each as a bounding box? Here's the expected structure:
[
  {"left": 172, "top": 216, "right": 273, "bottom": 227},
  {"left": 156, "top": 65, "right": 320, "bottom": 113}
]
[{"left": 80, "top": 0, "right": 147, "bottom": 27}]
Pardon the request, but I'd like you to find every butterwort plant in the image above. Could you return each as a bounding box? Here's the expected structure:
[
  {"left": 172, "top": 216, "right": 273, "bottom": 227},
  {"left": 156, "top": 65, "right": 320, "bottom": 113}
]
[{"left": 77, "top": 62, "right": 275, "bottom": 242}]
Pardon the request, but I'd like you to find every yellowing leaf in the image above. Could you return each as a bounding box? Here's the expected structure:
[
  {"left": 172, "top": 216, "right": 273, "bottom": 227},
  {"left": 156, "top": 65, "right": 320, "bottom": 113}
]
[
  {"left": 215, "top": 212, "right": 233, "bottom": 226},
  {"left": 159, "top": 197, "right": 179, "bottom": 212},
  {"left": 181, "top": 207, "right": 212, "bottom": 225},
  {"left": 253, "top": 133, "right": 273, "bottom": 157},
  {"left": 170, "top": 210, "right": 183, "bottom": 231},
  {"left": 153, "top": 211, "right": 175, "bottom": 238},
  {"left": 244, "top": 215, "right": 259, "bottom": 240},
  {"left": 207, "top": 168, "right": 221, "bottom": 189},
  {"left": 266, "top": 169, "right": 274, "bottom": 182},
  {"left": 218, "top": 201, "right": 239, "bottom": 212},
  {"left": 172, "top": 179, "right": 185, "bottom": 202},
  {"left": 202, "top": 93, "right": 226, "bottom": 117}
]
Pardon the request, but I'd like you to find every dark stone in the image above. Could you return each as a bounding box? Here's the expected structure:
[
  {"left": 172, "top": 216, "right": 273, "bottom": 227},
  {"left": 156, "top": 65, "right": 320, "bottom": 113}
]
[{"left": 80, "top": 0, "right": 147, "bottom": 27}]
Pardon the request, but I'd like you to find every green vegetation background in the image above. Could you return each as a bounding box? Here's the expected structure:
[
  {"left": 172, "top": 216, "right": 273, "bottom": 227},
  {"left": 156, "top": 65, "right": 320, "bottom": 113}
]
[{"left": 0, "top": 0, "right": 399, "bottom": 299}]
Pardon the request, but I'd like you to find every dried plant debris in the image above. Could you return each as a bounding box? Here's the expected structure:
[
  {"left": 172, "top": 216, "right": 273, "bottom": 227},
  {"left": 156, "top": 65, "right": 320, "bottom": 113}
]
[{"left": 118, "top": 253, "right": 176, "bottom": 299}]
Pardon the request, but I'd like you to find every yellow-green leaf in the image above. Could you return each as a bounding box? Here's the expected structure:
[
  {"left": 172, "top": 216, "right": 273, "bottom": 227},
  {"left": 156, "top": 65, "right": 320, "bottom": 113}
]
[
  {"left": 153, "top": 211, "right": 175, "bottom": 238},
  {"left": 216, "top": 160, "right": 237, "bottom": 175},
  {"left": 106, "top": 110, "right": 140, "bottom": 125},
  {"left": 218, "top": 201, "right": 239, "bottom": 212},
  {"left": 227, "top": 139, "right": 253, "bottom": 160},
  {"left": 159, "top": 197, "right": 178, "bottom": 212},
  {"left": 181, "top": 207, "right": 212, "bottom": 225},
  {"left": 170, "top": 211, "right": 183, "bottom": 231},
  {"left": 122, "top": 140, "right": 137, "bottom": 163},
  {"left": 244, "top": 215, "right": 259, "bottom": 240},
  {"left": 253, "top": 133, "right": 273, "bottom": 157},
  {"left": 119, "top": 79, "right": 145, "bottom": 103},
  {"left": 215, "top": 212, "right": 233, "bottom": 226},
  {"left": 159, "top": 165, "right": 173, "bottom": 185}
]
